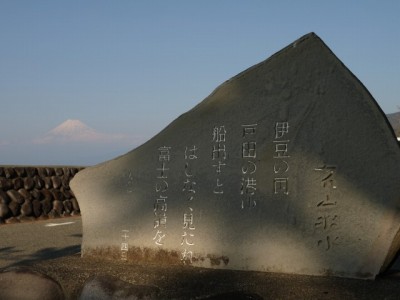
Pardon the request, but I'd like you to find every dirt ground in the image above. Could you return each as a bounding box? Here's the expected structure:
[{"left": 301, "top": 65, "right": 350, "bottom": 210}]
[{"left": 18, "top": 254, "right": 400, "bottom": 300}]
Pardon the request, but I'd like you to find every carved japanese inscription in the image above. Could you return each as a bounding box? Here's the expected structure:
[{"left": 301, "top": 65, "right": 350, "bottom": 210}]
[{"left": 71, "top": 33, "right": 400, "bottom": 279}]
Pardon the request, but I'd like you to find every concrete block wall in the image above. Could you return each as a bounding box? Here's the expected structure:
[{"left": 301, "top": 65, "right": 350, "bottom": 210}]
[{"left": 0, "top": 166, "right": 84, "bottom": 224}]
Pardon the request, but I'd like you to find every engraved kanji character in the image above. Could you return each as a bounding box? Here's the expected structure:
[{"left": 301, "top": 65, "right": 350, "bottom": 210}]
[
  {"left": 121, "top": 230, "right": 129, "bottom": 240},
  {"left": 181, "top": 249, "right": 193, "bottom": 264},
  {"left": 315, "top": 215, "right": 338, "bottom": 230},
  {"left": 185, "top": 145, "right": 198, "bottom": 160},
  {"left": 121, "top": 243, "right": 128, "bottom": 251},
  {"left": 154, "top": 213, "right": 167, "bottom": 228},
  {"left": 158, "top": 146, "right": 171, "bottom": 161},
  {"left": 212, "top": 144, "right": 226, "bottom": 160},
  {"left": 275, "top": 122, "right": 289, "bottom": 139},
  {"left": 315, "top": 165, "right": 337, "bottom": 189},
  {"left": 121, "top": 251, "right": 128, "bottom": 260},
  {"left": 212, "top": 160, "right": 226, "bottom": 173},
  {"left": 212, "top": 126, "right": 226, "bottom": 142},
  {"left": 181, "top": 231, "right": 195, "bottom": 246},
  {"left": 274, "top": 159, "right": 289, "bottom": 174},
  {"left": 242, "top": 141, "right": 257, "bottom": 158},
  {"left": 274, "top": 177, "right": 289, "bottom": 195},
  {"left": 154, "top": 196, "right": 167, "bottom": 212},
  {"left": 153, "top": 230, "right": 166, "bottom": 245},
  {"left": 157, "top": 162, "right": 169, "bottom": 179},
  {"left": 274, "top": 143, "right": 290, "bottom": 158},
  {"left": 242, "top": 124, "right": 257, "bottom": 137},
  {"left": 317, "top": 195, "right": 337, "bottom": 207},
  {"left": 241, "top": 177, "right": 257, "bottom": 195},
  {"left": 183, "top": 211, "right": 195, "bottom": 230},
  {"left": 213, "top": 178, "right": 224, "bottom": 194},
  {"left": 317, "top": 235, "right": 339, "bottom": 251}
]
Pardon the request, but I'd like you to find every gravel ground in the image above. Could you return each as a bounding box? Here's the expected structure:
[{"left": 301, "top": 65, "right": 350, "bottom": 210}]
[{"left": 17, "top": 254, "right": 400, "bottom": 300}]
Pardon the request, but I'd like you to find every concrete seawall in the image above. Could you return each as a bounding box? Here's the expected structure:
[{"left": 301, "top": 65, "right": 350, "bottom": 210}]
[{"left": 0, "top": 166, "right": 84, "bottom": 224}]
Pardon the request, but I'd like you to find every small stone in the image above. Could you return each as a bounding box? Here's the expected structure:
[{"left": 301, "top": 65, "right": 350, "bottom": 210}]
[
  {"left": 6, "top": 190, "right": 24, "bottom": 204},
  {"left": 37, "top": 168, "right": 47, "bottom": 178},
  {"left": 62, "top": 168, "right": 70, "bottom": 177},
  {"left": 18, "top": 188, "right": 32, "bottom": 201},
  {"left": 4, "top": 168, "right": 16, "bottom": 179},
  {"left": 63, "top": 200, "right": 72, "bottom": 213},
  {"left": 61, "top": 175, "right": 71, "bottom": 190},
  {"left": 26, "top": 167, "right": 37, "bottom": 177},
  {"left": 51, "top": 176, "right": 62, "bottom": 189},
  {"left": 43, "top": 177, "right": 53, "bottom": 189},
  {"left": 0, "top": 178, "right": 12, "bottom": 190},
  {"left": 0, "top": 190, "right": 11, "bottom": 204},
  {"left": 0, "top": 267, "right": 65, "bottom": 300},
  {"left": 41, "top": 189, "right": 53, "bottom": 202},
  {"left": 12, "top": 177, "right": 24, "bottom": 190},
  {"left": 8, "top": 201, "right": 20, "bottom": 216},
  {"left": 33, "top": 176, "right": 45, "bottom": 189},
  {"left": 24, "top": 177, "right": 35, "bottom": 190},
  {"left": 55, "top": 168, "right": 64, "bottom": 176},
  {"left": 21, "top": 200, "right": 33, "bottom": 216},
  {"left": 52, "top": 200, "right": 63, "bottom": 215},
  {"left": 78, "top": 275, "right": 160, "bottom": 300},
  {"left": 51, "top": 189, "right": 64, "bottom": 201},
  {"left": 63, "top": 189, "right": 72, "bottom": 199},
  {"left": 71, "top": 198, "right": 80, "bottom": 212},
  {"left": 41, "top": 199, "right": 52, "bottom": 215},
  {"left": 0, "top": 203, "right": 10, "bottom": 219},
  {"left": 46, "top": 167, "right": 55, "bottom": 176},
  {"left": 31, "top": 189, "right": 43, "bottom": 200},
  {"left": 14, "top": 167, "right": 26, "bottom": 177},
  {"left": 48, "top": 209, "right": 60, "bottom": 219},
  {"left": 32, "top": 199, "right": 42, "bottom": 218}
]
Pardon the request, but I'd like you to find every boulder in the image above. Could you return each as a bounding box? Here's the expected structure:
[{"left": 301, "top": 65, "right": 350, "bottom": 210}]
[{"left": 70, "top": 33, "right": 400, "bottom": 279}]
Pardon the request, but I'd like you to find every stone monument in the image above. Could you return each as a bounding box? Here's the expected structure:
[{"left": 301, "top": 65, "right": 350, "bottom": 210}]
[{"left": 70, "top": 33, "right": 400, "bottom": 279}]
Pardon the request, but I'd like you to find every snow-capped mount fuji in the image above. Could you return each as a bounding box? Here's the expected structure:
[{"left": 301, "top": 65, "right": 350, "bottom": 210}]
[{"left": 35, "top": 119, "right": 110, "bottom": 144}]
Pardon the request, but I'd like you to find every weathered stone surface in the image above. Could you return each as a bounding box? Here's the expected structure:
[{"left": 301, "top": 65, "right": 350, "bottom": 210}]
[
  {"left": 71, "top": 33, "right": 400, "bottom": 279},
  {"left": 78, "top": 275, "right": 160, "bottom": 300},
  {"left": 0, "top": 267, "right": 65, "bottom": 300}
]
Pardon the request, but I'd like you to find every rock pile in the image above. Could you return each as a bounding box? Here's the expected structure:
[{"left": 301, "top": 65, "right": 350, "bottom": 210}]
[{"left": 0, "top": 166, "right": 84, "bottom": 224}]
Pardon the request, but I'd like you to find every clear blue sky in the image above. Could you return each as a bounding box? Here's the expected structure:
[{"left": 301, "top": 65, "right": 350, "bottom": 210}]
[{"left": 1, "top": 1, "right": 399, "bottom": 165}]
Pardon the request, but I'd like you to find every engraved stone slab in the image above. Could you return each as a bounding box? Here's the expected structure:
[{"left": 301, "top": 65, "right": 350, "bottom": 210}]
[{"left": 70, "top": 33, "right": 400, "bottom": 279}]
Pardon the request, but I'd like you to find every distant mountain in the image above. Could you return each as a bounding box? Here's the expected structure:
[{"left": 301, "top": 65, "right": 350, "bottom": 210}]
[
  {"left": 387, "top": 112, "right": 400, "bottom": 137},
  {"left": 34, "top": 119, "right": 107, "bottom": 144}
]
